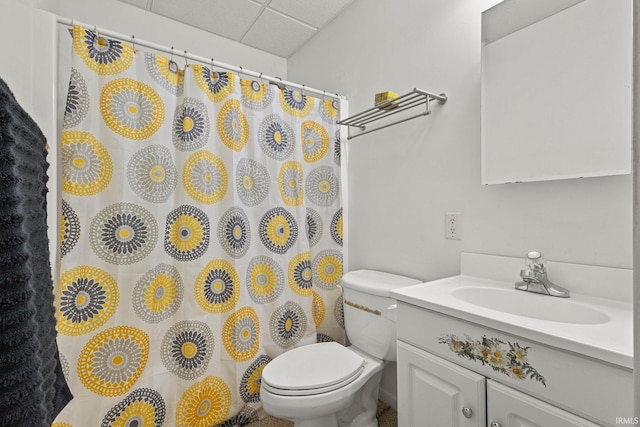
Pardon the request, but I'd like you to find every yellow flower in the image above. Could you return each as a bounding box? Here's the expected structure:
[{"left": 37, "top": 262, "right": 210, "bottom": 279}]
[
  {"left": 449, "top": 340, "right": 463, "bottom": 353},
  {"left": 489, "top": 347, "right": 505, "bottom": 366},
  {"left": 479, "top": 346, "right": 491, "bottom": 361},
  {"left": 514, "top": 348, "right": 528, "bottom": 362},
  {"left": 509, "top": 366, "right": 526, "bottom": 379}
]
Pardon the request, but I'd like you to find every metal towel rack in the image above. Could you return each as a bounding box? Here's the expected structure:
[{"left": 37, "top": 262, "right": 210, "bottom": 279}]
[{"left": 337, "top": 88, "right": 447, "bottom": 140}]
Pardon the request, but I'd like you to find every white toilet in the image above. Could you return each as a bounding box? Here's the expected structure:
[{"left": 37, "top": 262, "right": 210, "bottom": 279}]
[{"left": 260, "top": 269, "right": 421, "bottom": 427}]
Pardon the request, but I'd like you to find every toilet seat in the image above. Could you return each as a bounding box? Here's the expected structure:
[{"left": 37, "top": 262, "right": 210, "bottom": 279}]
[{"left": 261, "top": 342, "right": 365, "bottom": 396}]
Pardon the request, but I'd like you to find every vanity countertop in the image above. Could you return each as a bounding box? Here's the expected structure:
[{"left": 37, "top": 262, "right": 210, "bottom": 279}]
[{"left": 391, "top": 253, "right": 633, "bottom": 369}]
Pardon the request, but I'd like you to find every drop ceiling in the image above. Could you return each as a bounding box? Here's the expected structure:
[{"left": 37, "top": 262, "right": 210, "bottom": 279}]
[{"left": 118, "top": 0, "right": 356, "bottom": 58}]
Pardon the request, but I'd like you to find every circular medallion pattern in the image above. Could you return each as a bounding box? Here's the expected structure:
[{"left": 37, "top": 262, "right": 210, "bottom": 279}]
[
  {"left": 320, "top": 98, "right": 339, "bottom": 123},
  {"left": 330, "top": 208, "right": 343, "bottom": 246},
  {"left": 222, "top": 307, "right": 260, "bottom": 362},
  {"left": 164, "top": 205, "right": 210, "bottom": 262},
  {"left": 312, "top": 291, "right": 326, "bottom": 329},
  {"left": 279, "top": 89, "right": 314, "bottom": 117},
  {"left": 217, "top": 207, "right": 251, "bottom": 259},
  {"left": 173, "top": 97, "right": 209, "bottom": 152},
  {"left": 89, "top": 203, "right": 158, "bottom": 265},
  {"left": 240, "top": 354, "right": 271, "bottom": 403},
  {"left": 193, "top": 66, "right": 236, "bottom": 103},
  {"left": 217, "top": 99, "right": 249, "bottom": 152},
  {"left": 301, "top": 121, "right": 329, "bottom": 163},
  {"left": 183, "top": 150, "right": 228, "bottom": 204},
  {"left": 132, "top": 263, "right": 184, "bottom": 323},
  {"left": 60, "top": 200, "right": 80, "bottom": 258},
  {"left": 101, "top": 388, "right": 166, "bottom": 427},
  {"left": 335, "top": 295, "right": 345, "bottom": 328},
  {"left": 317, "top": 333, "right": 335, "bottom": 343},
  {"left": 144, "top": 52, "right": 184, "bottom": 95},
  {"left": 176, "top": 376, "right": 232, "bottom": 426},
  {"left": 73, "top": 26, "right": 133, "bottom": 75},
  {"left": 57, "top": 266, "right": 119, "bottom": 336},
  {"left": 278, "top": 161, "right": 304, "bottom": 206},
  {"left": 258, "top": 114, "right": 295, "bottom": 161},
  {"left": 77, "top": 326, "right": 150, "bottom": 397},
  {"left": 63, "top": 68, "right": 89, "bottom": 129},
  {"left": 258, "top": 207, "right": 298, "bottom": 255},
  {"left": 127, "top": 145, "right": 177, "bottom": 203},
  {"left": 195, "top": 260, "right": 240, "bottom": 314},
  {"left": 100, "top": 78, "right": 165, "bottom": 140},
  {"left": 305, "top": 208, "right": 323, "bottom": 247},
  {"left": 240, "top": 79, "right": 274, "bottom": 110},
  {"left": 270, "top": 301, "right": 307, "bottom": 349},
  {"left": 235, "top": 158, "right": 270, "bottom": 207},
  {"left": 306, "top": 166, "right": 339, "bottom": 207},
  {"left": 246, "top": 256, "right": 284, "bottom": 304},
  {"left": 288, "top": 252, "right": 312, "bottom": 297},
  {"left": 312, "top": 249, "right": 343, "bottom": 290},
  {"left": 218, "top": 405, "right": 259, "bottom": 427},
  {"left": 61, "top": 131, "right": 113, "bottom": 196},
  {"left": 161, "top": 320, "right": 214, "bottom": 380}
]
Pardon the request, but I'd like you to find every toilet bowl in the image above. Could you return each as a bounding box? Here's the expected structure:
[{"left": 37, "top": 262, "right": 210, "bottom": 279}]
[{"left": 260, "top": 270, "right": 421, "bottom": 427}]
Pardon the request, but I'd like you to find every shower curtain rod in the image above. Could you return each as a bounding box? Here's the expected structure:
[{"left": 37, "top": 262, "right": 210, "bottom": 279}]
[{"left": 55, "top": 16, "right": 345, "bottom": 101}]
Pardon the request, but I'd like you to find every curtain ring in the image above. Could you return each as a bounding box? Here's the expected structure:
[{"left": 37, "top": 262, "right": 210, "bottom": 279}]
[
  {"left": 94, "top": 25, "right": 100, "bottom": 42},
  {"left": 302, "top": 84, "right": 306, "bottom": 97},
  {"left": 183, "top": 50, "right": 188, "bottom": 66},
  {"left": 239, "top": 65, "right": 243, "bottom": 78},
  {"left": 131, "top": 34, "right": 136, "bottom": 51},
  {"left": 258, "top": 72, "right": 264, "bottom": 86}
]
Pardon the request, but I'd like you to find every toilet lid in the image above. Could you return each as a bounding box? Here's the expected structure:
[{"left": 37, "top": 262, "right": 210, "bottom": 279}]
[{"left": 261, "top": 342, "right": 365, "bottom": 395}]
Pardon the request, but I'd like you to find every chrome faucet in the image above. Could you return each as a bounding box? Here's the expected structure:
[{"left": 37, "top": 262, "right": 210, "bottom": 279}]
[{"left": 514, "top": 251, "right": 570, "bottom": 298}]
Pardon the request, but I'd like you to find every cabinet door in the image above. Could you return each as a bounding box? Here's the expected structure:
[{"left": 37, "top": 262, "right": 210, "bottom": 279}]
[
  {"left": 397, "top": 341, "right": 486, "bottom": 427},
  {"left": 487, "top": 380, "right": 601, "bottom": 427}
]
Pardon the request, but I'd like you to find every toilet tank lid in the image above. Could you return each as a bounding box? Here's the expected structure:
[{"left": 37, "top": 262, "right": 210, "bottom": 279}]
[{"left": 341, "top": 270, "right": 422, "bottom": 297}]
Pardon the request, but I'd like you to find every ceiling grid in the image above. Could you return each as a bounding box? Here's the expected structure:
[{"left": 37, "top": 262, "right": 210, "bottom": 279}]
[{"left": 121, "top": 0, "right": 356, "bottom": 57}]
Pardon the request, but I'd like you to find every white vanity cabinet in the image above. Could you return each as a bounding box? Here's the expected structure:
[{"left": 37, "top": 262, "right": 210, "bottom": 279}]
[
  {"left": 395, "top": 301, "right": 633, "bottom": 427},
  {"left": 397, "top": 340, "right": 599, "bottom": 427},
  {"left": 487, "top": 380, "right": 601, "bottom": 427},
  {"left": 397, "top": 341, "right": 486, "bottom": 426},
  {"left": 392, "top": 253, "right": 633, "bottom": 427}
]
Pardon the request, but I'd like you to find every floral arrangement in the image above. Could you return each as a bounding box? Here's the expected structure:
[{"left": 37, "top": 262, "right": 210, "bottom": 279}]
[{"left": 438, "top": 334, "right": 546, "bottom": 386}]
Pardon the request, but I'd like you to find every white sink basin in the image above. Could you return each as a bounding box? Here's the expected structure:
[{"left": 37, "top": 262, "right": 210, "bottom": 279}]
[{"left": 451, "top": 287, "right": 610, "bottom": 325}]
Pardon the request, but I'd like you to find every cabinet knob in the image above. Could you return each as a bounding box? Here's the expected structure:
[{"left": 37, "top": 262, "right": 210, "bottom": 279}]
[
  {"left": 490, "top": 422, "right": 502, "bottom": 427},
  {"left": 462, "top": 407, "right": 473, "bottom": 418}
]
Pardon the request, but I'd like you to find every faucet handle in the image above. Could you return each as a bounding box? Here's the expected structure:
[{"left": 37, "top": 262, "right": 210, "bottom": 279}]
[
  {"left": 526, "top": 251, "right": 542, "bottom": 261},
  {"left": 524, "top": 251, "right": 546, "bottom": 272}
]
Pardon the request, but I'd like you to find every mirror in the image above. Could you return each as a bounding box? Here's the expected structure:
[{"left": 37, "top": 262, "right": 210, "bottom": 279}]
[{"left": 481, "top": 0, "right": 632, "bottom": 185}]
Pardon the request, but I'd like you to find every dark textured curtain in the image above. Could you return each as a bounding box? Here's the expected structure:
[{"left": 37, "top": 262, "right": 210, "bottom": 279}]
[{"left": 0, "top": 78, "right": 72, "bottom": 426}]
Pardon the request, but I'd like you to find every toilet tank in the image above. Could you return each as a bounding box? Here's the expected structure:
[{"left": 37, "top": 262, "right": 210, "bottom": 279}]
[{"left": 341, "top": 270, "right": 421, "bottom": 361}]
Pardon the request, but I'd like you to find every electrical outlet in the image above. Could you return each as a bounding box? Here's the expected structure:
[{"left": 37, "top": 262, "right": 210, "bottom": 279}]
[{"left": 445, "top": 212, "right": 461, "bottom": 240}]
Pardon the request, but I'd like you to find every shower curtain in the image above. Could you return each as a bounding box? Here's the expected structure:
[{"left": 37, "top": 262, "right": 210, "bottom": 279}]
[{"left": 53, "top": 25, "right": 343, "bottom": 426}]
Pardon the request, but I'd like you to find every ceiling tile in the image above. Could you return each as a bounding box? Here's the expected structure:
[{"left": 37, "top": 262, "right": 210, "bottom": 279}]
[
  {"left": 241, "top": 9, "right": 316, "bottom": 57},
  {"left": 268, "top": 0, "right": 354, "bottom": 28},
  {"left": 151, "top": 0, "right": 263, "bottom": 41},
  {"left": 118, "top": 0, "right": 150, "bottom": 9}
]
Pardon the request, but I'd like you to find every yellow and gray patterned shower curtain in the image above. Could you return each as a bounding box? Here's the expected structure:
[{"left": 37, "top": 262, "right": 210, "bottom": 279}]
[{"left": 53, "top": 25, "right": 343, "bottom": 426}]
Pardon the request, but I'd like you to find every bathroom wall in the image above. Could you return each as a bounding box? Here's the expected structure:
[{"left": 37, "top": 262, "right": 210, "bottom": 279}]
[{"left": 288, "top": 0, "right": 633, "bottom": 281}]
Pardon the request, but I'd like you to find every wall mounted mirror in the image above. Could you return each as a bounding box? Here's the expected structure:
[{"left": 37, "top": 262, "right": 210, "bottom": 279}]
[{"left": 481, "top": 0, "right": 632, "bottom": 185}]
